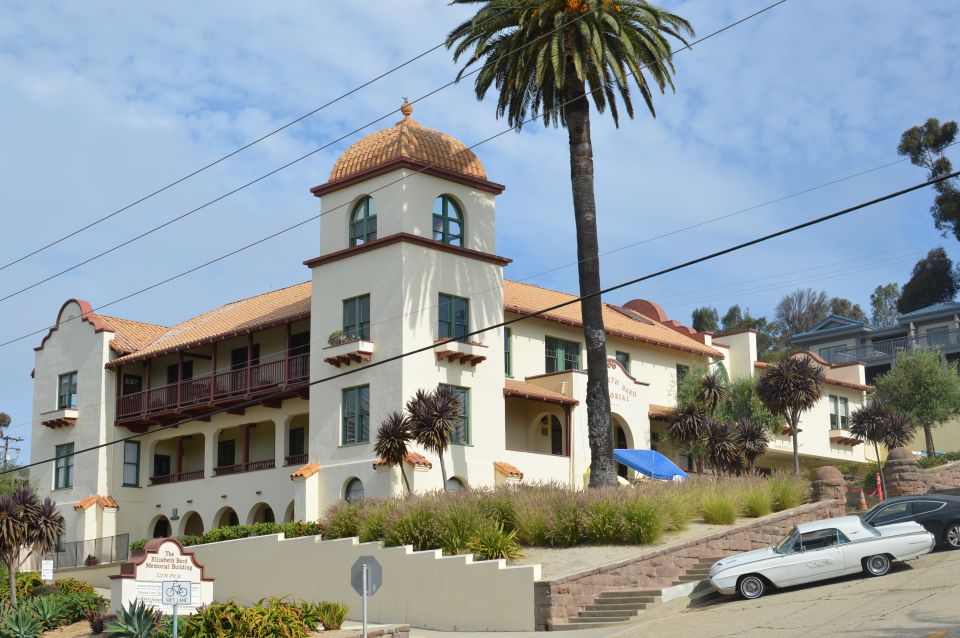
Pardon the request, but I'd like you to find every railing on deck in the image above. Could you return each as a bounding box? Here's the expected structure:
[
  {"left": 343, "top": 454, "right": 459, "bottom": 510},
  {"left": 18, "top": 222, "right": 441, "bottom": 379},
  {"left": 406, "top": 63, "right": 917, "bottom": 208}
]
[
  {"left": 39, "top": 533, "right": 129, "bottom": 570},
  {"left": 117, "top": 353, "right": 310, "bottom": 421},
  {"left": 150, "top": 470, "right": 205, "bottom": 485},
  {"left": 821, "top": 328, "right": 960, "bottom": 365}
]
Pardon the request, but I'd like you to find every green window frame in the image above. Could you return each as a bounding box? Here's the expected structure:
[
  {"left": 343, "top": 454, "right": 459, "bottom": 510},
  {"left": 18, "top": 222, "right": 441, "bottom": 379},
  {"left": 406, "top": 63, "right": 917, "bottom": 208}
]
[
  {"left": 58, "top": 371, "right": 78, "bottom": 409},
  {"left": 545, "top": 337, "right": 580, "bottom": 373},
  {"left": 829, "top": 395, "right": 849, "bottom": 430},
  {"left": 54, "top": 443, "right": 74, "bottom": 489},
  {"left": 504, "top": 327, "right": 513, "bottom": 377},
  {"left": 342, "top": 385, "right": 370, "bottom": 445},
  {"left": 615, "top": 351, "right": 630, "bottom": 369},
  {"left": 433, "top": 195, "right": 464, "bottom": 246},
  {"left": 438, "top": 293, "right": 469, "bottom": 340},
  {"left": 440, "top": 384, "right": 470, "bottom": 445},
  {"left": 349, "top": 196, "right": 377, "bottom": 246},
  {"left": 342, "top": 294, "right": 371, "bottom": 341},
  {"left": 122, "top": 441, "right": 140, "bottom": 487}
]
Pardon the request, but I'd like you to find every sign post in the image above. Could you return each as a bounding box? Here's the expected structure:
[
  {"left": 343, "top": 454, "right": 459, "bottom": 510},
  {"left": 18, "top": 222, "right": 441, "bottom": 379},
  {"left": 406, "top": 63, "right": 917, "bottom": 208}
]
[
  {"left": 162, "top": 580, "right": 191, "bottom": 638},
  {"left": 351, "top": 556, "right": 382, "bottom": 638}
]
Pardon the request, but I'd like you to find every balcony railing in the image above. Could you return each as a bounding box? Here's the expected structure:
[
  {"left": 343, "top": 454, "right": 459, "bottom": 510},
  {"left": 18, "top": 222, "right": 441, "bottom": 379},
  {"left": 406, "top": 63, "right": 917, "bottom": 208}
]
[
  {"left": 37, "top": 533, "right": 129, "bottom": 570},
  {"left": 117, "top": 353, "right": 309, "bottom": 423},
  {"left": 821, "top": 329, "right": 960, "bottom": 365},
  {"left": 213, "top": 459, "right": 276, "bottom": 476},
  {"left": 149, "top": 470, "right": 205, "bottom": 485},
  {"left": 285, "top": 453, "right": 308, "bottom": 466}
]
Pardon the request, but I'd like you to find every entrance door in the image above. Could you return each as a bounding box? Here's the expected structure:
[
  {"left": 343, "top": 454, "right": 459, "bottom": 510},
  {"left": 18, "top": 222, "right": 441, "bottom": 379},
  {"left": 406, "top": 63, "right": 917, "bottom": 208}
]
[
  {"left": 550, "top": 416, "right": 564, "bottom": 455},
  {"left": 615, "top": 425, "right": 628, "bottom": 479}
]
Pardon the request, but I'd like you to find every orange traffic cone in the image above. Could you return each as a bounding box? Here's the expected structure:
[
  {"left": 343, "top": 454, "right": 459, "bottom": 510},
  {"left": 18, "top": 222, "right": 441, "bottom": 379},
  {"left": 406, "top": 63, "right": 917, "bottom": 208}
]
[{"left": 858, "top": 488, "right": 868, "bottom": 511}]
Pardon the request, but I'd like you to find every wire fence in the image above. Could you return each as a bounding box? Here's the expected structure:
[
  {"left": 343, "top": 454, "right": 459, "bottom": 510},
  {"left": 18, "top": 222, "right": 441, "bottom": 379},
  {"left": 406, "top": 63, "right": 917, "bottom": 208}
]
[{"left": 33, "top": 533, "right": 130, "bottom": 570}]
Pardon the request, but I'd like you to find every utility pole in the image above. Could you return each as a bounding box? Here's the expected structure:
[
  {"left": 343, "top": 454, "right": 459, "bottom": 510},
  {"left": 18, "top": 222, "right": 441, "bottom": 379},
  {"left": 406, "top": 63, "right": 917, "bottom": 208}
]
[{"left": 0, "top": 432, "right": 22, "bottom": 468}]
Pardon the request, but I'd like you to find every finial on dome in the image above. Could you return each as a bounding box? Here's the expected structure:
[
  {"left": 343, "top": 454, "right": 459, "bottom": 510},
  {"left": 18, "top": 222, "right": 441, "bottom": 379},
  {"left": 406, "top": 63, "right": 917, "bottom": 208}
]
[{"left": 400, "top": 98, "right": 413, "bottom": 119}]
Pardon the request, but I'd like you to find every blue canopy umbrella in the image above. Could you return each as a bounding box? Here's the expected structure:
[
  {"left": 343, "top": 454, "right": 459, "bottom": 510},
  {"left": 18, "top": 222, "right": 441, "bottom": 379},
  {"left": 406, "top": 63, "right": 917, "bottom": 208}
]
[{"left": 613, "top": 449, "right": 688, "bottom": 481}]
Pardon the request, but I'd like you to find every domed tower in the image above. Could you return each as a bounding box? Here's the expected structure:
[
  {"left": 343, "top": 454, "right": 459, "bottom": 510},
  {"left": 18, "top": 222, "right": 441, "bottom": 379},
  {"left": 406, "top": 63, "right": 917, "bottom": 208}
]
[{"left": 303, "top": 102, "right": 509, "bottom": 505}]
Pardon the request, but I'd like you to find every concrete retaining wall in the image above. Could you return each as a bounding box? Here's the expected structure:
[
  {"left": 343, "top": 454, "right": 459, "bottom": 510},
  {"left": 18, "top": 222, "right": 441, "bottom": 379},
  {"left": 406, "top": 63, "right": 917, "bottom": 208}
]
[{"left": 534, "top": 499, "right": 846, "bottom": 630}]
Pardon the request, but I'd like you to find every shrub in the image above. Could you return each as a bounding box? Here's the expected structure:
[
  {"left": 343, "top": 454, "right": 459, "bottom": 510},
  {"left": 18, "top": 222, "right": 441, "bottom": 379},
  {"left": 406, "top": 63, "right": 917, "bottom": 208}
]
[
  {"left": 178, "top": 535, "right": 203, "bottom": 547},
  {"left": 297, "top": 602, "right": 323, "bottom": 631},
  {"left": 383, "top": 503, "right": 443, "bottom": 551},
  {"left": 438, "top": 504, "right": 481, "bottom": 555},
  {"left": 700, "top": 492, "right": 738, "bottom": 525},
  {"left": 87, "top": 609, "right": 107, "bottom": 634},
  {"left": 620, "top": 498, "right": 664, "bottom": 544},
  {"left": 917, "top": 450, "right": 960, "bottom": 469},
  {"left": 58, "top": 592, "right": 107, "bottom": 624},
  {"left": 183, "top": 601, "right": 247, "bottom": 638},
  {"left": 323, "top": 502, "right": 361, "bottom": 539},
  {"left": 246, "top": 598, "right": 310, "bottom": 638},
  {"left": 1, "top": 605, "right": 43, "bottom": 638},
  {"left": 660, "top": 496, "right": 692, "bottom": 532},
  {"left": 584, "top": 499, "right": 623, "bottom": 544},
  {"left": 30, "top": 595, "right": 64, "bottom": 629},
  {"left": 475, "top": 491, "right": 518, "bottom": 532},
  {"left": 30, "top": 584, "right": 59, "bottom": 598},
  {"left": 316, "top": 601, "right": 348, "bottom": 631},
  {"left": 468, "top": 523, "right": 522, "bottom": 561},
  {"left": 131, "top": 539, "right": 147, "bottom": 552},
  {"left": 513, "top": 496, "right": 550, "bottom": 546},
  {"left": 769, "top": 473, "right": 808, "bottom": 511},
  {"left": 55, "top": 577, "right": 97, "bottom": 596},
  {"left": 106, "top": 599, "right": 160, "bottom": 638},
  {"left": 358, "top": 501, "right": 396, "bottom": 543},
  {"left": 742, "top": 485, "right": 773, "bottom": 518},
  {"left": 545, "top": 499, "right": 585, "bottom": 546}
]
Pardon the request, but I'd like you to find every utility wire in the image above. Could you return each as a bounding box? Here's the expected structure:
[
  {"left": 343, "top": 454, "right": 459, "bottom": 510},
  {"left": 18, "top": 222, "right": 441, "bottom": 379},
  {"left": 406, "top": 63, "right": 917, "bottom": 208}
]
[
  {"left": 0, "top": 7, "right": 596, "bottom": 304},
  {"left": 0, "top": 4, "right": 523, "bottom": 273},
  {"left": 6, "top": 169, "right": 956, "bottom": 476},
  {"left": 0, "top": 0, "right": 788, "bottom": 349}
]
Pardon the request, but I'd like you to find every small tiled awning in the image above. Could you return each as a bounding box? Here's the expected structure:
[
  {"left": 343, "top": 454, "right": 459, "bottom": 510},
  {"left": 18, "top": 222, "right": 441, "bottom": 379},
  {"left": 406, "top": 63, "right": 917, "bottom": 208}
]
[
  {"left": 648, "top": 404, "right": 673, "bottom": 421},
  {"left": 290, "top": 463, "right": 320, "bottom": 480},
  {"left": 42, "top": 417, "right": 76, "bottom": 429},
  {"left": 494, "top": 461, "right": 523, "bottom": 480},
  {"left": 503, "top": 379, "right": 578, "bottom": 406},
  {"left": 373, "top": 452, "right": 433, "bottom": 470},
  {"left": 74, "top": 495, "right": 119, "bottom": 511},
  {"left": 829, "top": 433, "right": 863, "bottom": 447}
]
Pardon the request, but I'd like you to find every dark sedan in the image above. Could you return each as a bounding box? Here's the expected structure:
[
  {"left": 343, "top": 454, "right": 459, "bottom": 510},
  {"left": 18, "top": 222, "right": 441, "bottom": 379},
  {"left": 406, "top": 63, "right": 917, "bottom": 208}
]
[{"left": 862, "top": 495, "right": 960, "bottom": 549}]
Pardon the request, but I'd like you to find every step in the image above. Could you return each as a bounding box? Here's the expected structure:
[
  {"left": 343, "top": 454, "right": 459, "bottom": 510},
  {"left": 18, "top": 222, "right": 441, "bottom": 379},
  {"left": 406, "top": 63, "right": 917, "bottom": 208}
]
[
  {"left": 675, "top": 575, "right": 708, "bottom": 584},
  {"left": 554, "top": 621, "right": 633, "bottom": 630},
  {"left": 584, "top": 603, "right": 649, "bottom": 613},
  {"left": 598, "top": 589, "right": 662, "bottom": 598},
  {"left": 593, "top": 595, "right": 659, "bottom": 604},
  {"left": 570, "top": 616, "right": 635, "bottom": 624},
  {"left": 577, "top": 610, "right": 640, "bottom": 619}
]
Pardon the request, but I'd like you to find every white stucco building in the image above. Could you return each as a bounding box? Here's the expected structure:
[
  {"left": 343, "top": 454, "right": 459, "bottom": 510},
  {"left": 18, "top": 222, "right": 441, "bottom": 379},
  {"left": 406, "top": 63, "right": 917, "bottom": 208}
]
[{"left": 29, "top": 103, "right": 876, "bottom": 547}]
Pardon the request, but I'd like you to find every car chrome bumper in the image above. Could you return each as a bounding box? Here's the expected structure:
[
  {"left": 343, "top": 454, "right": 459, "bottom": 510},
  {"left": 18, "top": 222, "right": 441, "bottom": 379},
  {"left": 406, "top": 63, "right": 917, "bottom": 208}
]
[{"left": 709, "top": 578, "right": 736, "bottom": 596}]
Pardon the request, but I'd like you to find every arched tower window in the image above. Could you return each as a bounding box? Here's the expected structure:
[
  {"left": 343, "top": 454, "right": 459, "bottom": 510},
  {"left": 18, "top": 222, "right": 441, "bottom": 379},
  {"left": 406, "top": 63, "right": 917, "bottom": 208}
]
[
  {"left": 349, "top": 196, "right": 377, "bottom": 246},
  {"left": 433, "top": 195, "right": 463, "bottom": 246}
]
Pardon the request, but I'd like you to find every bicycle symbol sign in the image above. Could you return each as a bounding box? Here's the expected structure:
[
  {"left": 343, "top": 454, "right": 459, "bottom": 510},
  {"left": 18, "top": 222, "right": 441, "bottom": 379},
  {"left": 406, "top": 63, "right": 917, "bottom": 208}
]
[{"left": 161, "top": 581, "right": 192, "bottom": 606}]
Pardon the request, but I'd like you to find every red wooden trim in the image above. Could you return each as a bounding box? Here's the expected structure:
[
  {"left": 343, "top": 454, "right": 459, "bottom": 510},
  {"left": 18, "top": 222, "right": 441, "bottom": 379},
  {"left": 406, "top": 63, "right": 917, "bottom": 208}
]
[
  {"left": 310, "top": 158, "right": 505, "bottom": 197},
  {"left": 304, "top": 232, "right": 511, "bottom": 269},
  {"left": 35, "top": 299, "right": 112, "bottom": 351}
]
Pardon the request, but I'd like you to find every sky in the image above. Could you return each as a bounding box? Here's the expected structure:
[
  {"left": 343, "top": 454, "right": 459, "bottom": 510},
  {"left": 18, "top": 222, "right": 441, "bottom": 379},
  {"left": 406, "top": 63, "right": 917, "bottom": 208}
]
[{"left": 1, "top": 0, "right": 958, "bottom": 461}]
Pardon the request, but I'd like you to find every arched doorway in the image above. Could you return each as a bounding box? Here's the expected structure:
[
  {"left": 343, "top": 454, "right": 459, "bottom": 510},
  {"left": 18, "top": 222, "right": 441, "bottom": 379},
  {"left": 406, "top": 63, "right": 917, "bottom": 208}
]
[
  {"left": 612, "top": 414, "right": 634, "bottom": 480},
  {"left": 150, "top": 516, "right": 171, "bottom": 538},
  {"left": 247, "top": 503, "right": 275, "bottom": 525},
  {"left": 214, "top": 507, "right": 239, "bottom": 528},
  {"left": 180, "top": 511, "right": 204, "bottom": 536},
  {"left": 284, "top": 501, "right": 295, "bottom": 523},
  {"left": 550, "top": 415, "right": 564, "bottom": 456}
]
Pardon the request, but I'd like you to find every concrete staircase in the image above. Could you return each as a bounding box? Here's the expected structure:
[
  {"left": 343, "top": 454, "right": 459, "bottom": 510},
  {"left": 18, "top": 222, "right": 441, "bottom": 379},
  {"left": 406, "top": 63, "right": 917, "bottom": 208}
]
[{"left": 554, "top": 556, "right": 722, "bottom": 630}]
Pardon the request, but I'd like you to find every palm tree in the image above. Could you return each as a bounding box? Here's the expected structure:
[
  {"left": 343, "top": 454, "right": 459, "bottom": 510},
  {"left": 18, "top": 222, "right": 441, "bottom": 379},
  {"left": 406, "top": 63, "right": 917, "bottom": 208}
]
[
  {"left": 702, "top": 420, "right": 742, "bottom": 475},
  {"left": 447, "top": 0, "right": 693, "bottom": 487},
  {"left": 374, "top": 411, "right": 414, "bottom": 494},
  {"left": 0, "top": 487, "right": 64, "bottom": 605},
  {"left": 851, "top": 400, "right": 915, "bottom": 497},
  {"left": 697, "top": 371, "right": 728, "bottom": 416},
  {"left": 734, "top": 419, "right": 770, "bottom": 474},
  {"left": 756, "top": 356, "right": 825, "bottom": 475},
  {"left": 667, "top": 403, "right": 707, "bottom": 473},
  {"left": 407, "top": 387, "right": 462, "bottom": 488}
]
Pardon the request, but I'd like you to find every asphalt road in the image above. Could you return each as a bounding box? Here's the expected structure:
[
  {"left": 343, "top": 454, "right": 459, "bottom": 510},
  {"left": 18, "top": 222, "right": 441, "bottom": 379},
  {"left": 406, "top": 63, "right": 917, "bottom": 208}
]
[{"left": 618, "top": 548, "right": 960, "bottom": 638}]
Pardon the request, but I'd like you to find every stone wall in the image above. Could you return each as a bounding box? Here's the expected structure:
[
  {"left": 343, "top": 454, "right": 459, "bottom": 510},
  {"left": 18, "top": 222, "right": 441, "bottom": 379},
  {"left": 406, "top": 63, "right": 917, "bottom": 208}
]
[
  {"left": 884, "top": 447, "right": 960, "bottom": 497},
  {"left": 534, "top": 499, "right": 846, "bottom": 630}
]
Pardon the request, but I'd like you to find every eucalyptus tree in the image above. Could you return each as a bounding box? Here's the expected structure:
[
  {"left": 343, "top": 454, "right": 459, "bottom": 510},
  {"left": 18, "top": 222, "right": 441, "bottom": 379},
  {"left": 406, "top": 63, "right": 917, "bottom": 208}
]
[
  {"left": 757, "top": 356, "right": 826, "bottom": 475},
  {"left": 447, "top": 0, "right": 693, "bottom": 486}
]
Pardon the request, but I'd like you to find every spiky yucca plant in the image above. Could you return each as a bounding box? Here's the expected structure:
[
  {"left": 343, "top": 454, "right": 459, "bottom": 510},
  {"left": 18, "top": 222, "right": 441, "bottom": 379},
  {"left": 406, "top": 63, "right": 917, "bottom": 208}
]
[
  {"left": 105, "top": 599, "right": 158, "bottom": 638},
  {"left": 408, "top": 387, "right": 462, "bottom": 488},
  {"left": 735, "top": 419, "right": 770, "bottom": 474},
  {"left": 851, "top": 399, "right": 915, "bottom": 496},
  {"left": 702, "top": 420, "right": 742, "bottom": 475},
  {"left": 374, "top": 411, "right": 414, "bottom": 494},
  {"left": 757, "top": 356, "right": 825, "bottom": 475},
  {"left": 0, "top": 487, "right": 64, "bottom": 606},
  {"left": 666, "top": 404, "right": 706, "bottom": 473},
  {"left": 697, "top": 371, "right": 728, "bottom": 415},
  {"left": 447, "top": 0, "right": 693, "bottom": 486}
]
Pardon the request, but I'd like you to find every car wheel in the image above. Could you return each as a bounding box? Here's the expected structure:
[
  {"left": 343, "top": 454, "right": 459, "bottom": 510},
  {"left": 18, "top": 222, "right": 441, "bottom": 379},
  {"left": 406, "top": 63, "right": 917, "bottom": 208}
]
[
  {"left": 945, "top": 523, "right": 960, "bottom": 549},
  {"left": 864, "top": 554, "right": 891, "bottom": 577},
  {"left": 738, "top": 575, "right": 766, "bottom": 599}
]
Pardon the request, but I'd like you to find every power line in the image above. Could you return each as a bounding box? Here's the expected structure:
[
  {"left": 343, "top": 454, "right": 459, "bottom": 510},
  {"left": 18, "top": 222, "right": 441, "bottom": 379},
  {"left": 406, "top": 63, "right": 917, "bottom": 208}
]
[
  {"left": 0, "top": 0, "right": 788, "bottom": 349},
  {"left": 6, "top": 170, "right": 957, "bottom": 477},
  {"left": 0, "top": 7, "right": 597, "bottom": 305},
  {"left": 0, "top": 5, "right": 524, "bottom": 273}
]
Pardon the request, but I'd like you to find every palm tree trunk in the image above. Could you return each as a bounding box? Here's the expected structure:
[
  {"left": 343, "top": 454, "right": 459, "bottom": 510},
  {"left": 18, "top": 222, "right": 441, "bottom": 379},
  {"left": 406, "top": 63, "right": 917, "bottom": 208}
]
[
  {"left": 438, "top": 453, "right": 449, "bottom": 489},
  {"left": 923, "top": 424, "right": 936, "bottom": 459},
  {"left": 7, "top": 557, "right": 16, "bottom": 606},
  {"left": 563, "top": 65, "right": 615, "bottom": 488},
  {"left": 790, "top": 412, "right": 801, "bottom": 475},
  {"left": 874, "top": 441, "right": 887, "bottom": 498},
  {"left": 399, "top": 464, "right": 412, "bottom": 495}
]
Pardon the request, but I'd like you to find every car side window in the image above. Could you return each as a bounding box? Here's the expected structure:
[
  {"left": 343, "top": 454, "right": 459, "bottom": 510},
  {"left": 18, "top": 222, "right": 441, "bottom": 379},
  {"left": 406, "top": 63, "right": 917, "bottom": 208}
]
[
  {"left": 799, "top": 528, "right": 839, "bottom": 551},
  {"left": 837, "top": 530, "right": 852, "bottom": 544},
  {"left": 912, "top": 500, "right": 946, "bottom": 515},
  {"left": 871, "top": 502, "right": 912, "bottom": 524}
]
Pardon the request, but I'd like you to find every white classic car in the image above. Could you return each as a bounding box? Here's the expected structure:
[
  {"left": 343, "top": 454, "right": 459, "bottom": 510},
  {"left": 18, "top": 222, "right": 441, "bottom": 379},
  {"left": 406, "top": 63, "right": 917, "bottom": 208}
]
[{"left": 709, "top": 515, "right": 935, "bottom": 599}]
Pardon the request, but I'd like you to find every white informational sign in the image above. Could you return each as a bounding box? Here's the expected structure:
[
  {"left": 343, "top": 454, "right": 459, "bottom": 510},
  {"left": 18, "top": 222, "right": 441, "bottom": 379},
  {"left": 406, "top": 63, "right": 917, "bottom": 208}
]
[
  {"left": 40, "top": 560, "right": 53, "bottom": 581},
  {"left": 162, "top": 581, "right": 192, "bottom": 606}
]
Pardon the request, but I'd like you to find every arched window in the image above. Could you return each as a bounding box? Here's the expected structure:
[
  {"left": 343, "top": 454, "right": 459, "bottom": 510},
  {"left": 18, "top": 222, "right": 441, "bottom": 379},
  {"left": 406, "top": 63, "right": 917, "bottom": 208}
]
[
  {"left": 345, "top": 477, "right": 364, "bottom": 503},
  {"left": 445, "top": 477, "right": 465, "bottom": 491},
  {"left": 433, "top": 195, "right": 463, "bottom": 246},
  {"left": 152, "top": 517, "right": 171, "bottom": 538},
  {"left": 349, "top": 196, "right": 377, "bottom": 246}
]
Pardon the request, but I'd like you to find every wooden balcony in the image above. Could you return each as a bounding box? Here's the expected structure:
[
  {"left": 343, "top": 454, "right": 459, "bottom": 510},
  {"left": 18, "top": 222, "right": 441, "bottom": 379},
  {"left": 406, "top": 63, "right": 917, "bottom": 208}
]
[
  {"left": 116, "top": 354, "right": 309, "bottom": 428},
  {"left": 149, "top": 470, "right": 205, "bottom": 486},
  {"left": 213, "top": 460, "right": 276, "bottom": 477},
  {"left": 285, "top": 453, "right": 308, "bottom": 466}
]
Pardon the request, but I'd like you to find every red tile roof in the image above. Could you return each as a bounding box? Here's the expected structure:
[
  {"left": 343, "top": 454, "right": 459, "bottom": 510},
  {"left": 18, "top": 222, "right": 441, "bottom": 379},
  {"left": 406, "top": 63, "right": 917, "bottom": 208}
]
[
  {"left": 73, "top": 495, "right": 119, "bottom": 511},
  {"left": 290, "top": 463, "right": 320, "bottom": 479},
  {"left": 373, "top": 452, "right": 433, "bottom": 469},
  {"left": 494, "top": 461, "right": 523, "bottom": 479},
  {"left": 504, "top": 379, "right": 578, "bottom": 405}
]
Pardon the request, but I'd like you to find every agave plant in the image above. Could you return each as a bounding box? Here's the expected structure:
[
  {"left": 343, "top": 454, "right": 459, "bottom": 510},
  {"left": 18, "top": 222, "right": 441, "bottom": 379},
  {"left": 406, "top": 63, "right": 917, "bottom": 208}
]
[
  {"left": 407, "top": 387, "right": 462, "bottom": 487},
  {"left": 374, "top": 411, "right": 414, "bottom": 494},
  {"left": 2, "top": 605, "right": 42, "bottom": 638},
  {"left": 105, "top": 599, "right": 158, "bottom": 638},
  {"left": 757, "top": 355, "right": 825, "bottom": 474},
  {"left": 27, "top": 595, "right": 63, "bottom": 630},
  {"left": 735, "top": 419, "right": 770, "bottom": 474}
]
